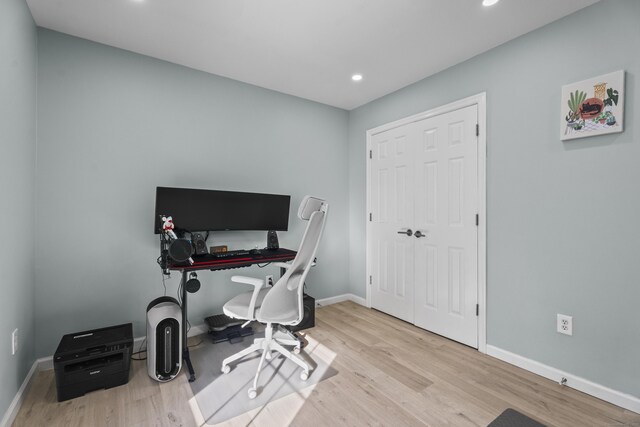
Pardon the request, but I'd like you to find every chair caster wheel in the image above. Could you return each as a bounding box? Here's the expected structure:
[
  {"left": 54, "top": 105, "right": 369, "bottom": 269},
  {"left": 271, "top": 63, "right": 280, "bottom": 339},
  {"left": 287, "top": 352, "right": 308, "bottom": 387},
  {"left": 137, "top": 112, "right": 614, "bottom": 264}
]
[
  {"left": 300, "top": 371, "right": 309, "bottom": 381},
  {"left": 248, "top": 388, "right": 257, "bottom": 399},
  {"left": 221, "top": 365, "right": 230, "bottom": 374},
  {"left": 293, "top": 346, "right": 301, "bottom": 354}
]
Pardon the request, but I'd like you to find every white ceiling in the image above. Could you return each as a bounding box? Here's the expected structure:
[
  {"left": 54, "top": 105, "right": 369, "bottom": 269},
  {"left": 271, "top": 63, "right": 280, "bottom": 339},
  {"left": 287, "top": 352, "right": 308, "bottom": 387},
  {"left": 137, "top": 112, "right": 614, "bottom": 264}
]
[{"left": 26, "top": 0, "right": 599, "bottom": 110}]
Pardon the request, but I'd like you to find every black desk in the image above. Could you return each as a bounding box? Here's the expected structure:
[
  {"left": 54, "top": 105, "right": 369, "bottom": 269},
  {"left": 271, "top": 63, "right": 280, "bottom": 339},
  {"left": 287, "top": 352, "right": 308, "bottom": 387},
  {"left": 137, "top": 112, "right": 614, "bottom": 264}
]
[{"left": 169, "top": 248, "right": 297, "bottom": 382}]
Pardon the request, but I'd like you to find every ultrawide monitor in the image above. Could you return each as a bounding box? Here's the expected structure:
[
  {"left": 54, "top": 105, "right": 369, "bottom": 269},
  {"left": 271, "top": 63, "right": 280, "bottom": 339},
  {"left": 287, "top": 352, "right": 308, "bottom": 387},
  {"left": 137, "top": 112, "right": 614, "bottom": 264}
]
[{"left": 154, "top": 187, "right": 290, "bottom": 233}]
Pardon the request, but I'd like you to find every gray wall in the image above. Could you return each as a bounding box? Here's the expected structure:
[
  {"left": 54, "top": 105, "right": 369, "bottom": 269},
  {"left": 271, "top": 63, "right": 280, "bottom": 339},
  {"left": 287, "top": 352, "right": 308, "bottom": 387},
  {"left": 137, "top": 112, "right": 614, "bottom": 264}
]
[
  {"left": 20, "top": 0, "right": 640, "bottom": 406},
  {"left": 348, "top": 0, "right": 639, "bottom": 397},
  {"left": 0, "top": 0, "right": 37, "bottom": 419},
  {"left": 35, "top": 29, "right": 349, "bottom": 357}
]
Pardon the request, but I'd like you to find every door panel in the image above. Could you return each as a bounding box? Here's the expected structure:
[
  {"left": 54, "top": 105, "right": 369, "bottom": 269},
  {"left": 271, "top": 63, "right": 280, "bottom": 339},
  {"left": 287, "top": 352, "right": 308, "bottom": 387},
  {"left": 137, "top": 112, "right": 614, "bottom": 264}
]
[
  {"left": 370, "top": 125, "right": 415, "bottom": 323},
  {"left": 413, "top": 105, "right": 478, "bottom": 348}
]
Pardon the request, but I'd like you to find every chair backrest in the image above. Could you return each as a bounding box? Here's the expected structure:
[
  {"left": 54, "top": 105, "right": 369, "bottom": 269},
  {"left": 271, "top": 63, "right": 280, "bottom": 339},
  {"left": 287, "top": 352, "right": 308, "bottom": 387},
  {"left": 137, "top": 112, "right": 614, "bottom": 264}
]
[{"left": 257, "top": 196, "right": 328, "bottom": 324}]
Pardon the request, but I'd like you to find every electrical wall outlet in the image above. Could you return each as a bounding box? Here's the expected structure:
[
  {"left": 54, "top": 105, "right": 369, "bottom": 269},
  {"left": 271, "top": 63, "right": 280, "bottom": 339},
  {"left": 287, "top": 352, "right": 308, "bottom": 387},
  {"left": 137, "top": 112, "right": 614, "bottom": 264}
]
[
  {"left": 557, "top": 314, "right": 573, "bottom": 336},
  {"left": 265, "top": 275, "right": 274, "bottom": 287},
  {"left": 11, "top": 329, "right": 18, "bottom": 355}
]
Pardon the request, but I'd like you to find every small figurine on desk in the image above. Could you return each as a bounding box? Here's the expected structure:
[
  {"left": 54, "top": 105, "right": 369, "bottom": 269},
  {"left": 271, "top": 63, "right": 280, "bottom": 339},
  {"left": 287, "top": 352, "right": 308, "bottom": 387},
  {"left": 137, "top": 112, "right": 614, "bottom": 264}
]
[{"left": 161, "top": 216, "right": 178, "bottom": 240}]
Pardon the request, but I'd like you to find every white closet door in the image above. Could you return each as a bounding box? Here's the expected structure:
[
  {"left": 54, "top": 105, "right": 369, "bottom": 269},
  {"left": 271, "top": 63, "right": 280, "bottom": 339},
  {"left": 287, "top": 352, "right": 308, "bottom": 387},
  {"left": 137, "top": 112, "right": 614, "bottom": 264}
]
[
  {"left": 369, "top": 124, "right": 416, "bottom": 323},
  {"left": 413, "top": 105, "right": 478, "bottom": 348}
]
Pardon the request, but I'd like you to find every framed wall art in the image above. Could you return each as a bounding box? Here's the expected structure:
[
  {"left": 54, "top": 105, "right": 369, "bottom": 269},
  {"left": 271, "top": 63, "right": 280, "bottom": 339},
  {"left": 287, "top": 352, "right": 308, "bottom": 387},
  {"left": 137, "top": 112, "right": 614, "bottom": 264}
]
[{"left": 561, "top": 70, "right": 624, "bottom": 141}]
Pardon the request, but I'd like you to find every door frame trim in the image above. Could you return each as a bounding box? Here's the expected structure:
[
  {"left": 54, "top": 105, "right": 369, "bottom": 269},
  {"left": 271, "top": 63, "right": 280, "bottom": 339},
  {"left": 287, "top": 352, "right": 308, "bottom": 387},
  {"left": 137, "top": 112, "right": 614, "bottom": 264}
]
[{"left": 365, "top": 92, "right": 487, "bottom": 353}]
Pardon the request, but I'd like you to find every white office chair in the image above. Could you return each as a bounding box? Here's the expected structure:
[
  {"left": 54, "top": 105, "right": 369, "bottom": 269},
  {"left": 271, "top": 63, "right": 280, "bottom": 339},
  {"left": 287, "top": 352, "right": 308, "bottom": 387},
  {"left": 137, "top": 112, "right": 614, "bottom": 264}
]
[{"left": 221, "top": 196, "right": 329, "bottom": 399}]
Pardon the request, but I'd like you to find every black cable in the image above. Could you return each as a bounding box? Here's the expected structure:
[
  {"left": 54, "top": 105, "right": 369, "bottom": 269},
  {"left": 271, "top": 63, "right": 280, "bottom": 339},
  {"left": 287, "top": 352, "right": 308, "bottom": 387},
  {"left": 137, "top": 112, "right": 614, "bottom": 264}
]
[
  {"left": 131, "top": 351, "right": 147, "bottom": 361},
  {"left": 163, "top": 275, "right": 167, "bottom": 296},
  {"left": 131, "top": 338, "right": 147, "bottom": 360},
  {"left": 188, "top": 339, "right": 203, "bottom": 349},
  {"left": 160, "top": 269, "right": 168, "bottom": 296}
]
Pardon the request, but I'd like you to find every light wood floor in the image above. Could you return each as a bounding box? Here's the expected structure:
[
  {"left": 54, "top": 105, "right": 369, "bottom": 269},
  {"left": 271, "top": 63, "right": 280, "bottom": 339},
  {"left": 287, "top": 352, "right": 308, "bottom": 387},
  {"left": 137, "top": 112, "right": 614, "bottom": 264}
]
[{"left": 13, "top": 301, "right": 640, "bottom": 426}]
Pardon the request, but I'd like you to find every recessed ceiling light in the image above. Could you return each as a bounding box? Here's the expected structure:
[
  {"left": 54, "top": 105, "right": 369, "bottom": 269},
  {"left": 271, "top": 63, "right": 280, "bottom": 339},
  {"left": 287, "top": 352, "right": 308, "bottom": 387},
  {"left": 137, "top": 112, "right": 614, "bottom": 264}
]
[
  {"left": 482, "top": 0, "right": 499, "bottom": 6},
  {"left": 352, "top": 74, "right": 363, "bottom": 82}
]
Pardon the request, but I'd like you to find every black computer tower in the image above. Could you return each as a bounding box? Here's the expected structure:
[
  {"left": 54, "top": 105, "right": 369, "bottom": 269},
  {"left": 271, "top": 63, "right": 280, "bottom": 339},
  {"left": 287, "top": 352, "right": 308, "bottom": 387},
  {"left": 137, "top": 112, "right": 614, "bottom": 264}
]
[{"left": 286, "top": 294, "right": 315, "bottom": 332}]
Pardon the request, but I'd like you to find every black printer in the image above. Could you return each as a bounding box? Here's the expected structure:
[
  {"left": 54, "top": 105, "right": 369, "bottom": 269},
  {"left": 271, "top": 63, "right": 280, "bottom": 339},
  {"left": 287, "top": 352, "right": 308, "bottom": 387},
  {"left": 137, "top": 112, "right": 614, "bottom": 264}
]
[{"left": 53, "top": 323, "right": 133, "bottom": 401}]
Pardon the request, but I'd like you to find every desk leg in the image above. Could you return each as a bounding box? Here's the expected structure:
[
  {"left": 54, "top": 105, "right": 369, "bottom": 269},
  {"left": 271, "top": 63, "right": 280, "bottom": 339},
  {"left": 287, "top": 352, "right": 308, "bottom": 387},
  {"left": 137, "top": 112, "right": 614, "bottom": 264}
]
[{"left": 181, "top": 270, "right": 196, "bottom": 382}]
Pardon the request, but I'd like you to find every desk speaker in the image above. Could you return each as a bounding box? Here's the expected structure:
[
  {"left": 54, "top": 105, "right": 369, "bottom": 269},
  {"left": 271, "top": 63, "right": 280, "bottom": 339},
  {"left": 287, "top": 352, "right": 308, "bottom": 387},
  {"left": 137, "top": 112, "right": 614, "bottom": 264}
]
[
  {"left": 286, "top": 294, "right": 315, "bottom": 332},
  {"left": 191, "top": 233, "right": 208, "bottom": 255},
  {"left": 267, "top": 230, "right": 279, "bottom": 250}
]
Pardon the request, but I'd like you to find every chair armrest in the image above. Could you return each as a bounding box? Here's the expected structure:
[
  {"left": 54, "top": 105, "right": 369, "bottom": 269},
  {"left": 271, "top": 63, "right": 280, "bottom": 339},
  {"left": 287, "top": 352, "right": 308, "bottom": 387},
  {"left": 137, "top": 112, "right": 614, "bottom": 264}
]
[
  {"left": 231, "top": 276, "right": 264, "bottom": 287},
  {"left": 273, "top": 261, "right": 317, "bottom": 270},
  {"left": 231, "top": 276, "right": 265, "bottom": 319},
  {"left": 272, "top": 262, "right": 292, "bottom": 270}
]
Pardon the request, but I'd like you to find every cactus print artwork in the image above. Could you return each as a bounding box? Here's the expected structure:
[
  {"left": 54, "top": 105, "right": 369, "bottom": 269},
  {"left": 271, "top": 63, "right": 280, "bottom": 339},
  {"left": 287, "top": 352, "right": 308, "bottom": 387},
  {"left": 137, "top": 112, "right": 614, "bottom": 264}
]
[{"left": 560, "top": 70, "right": 624, "bottom": 141}]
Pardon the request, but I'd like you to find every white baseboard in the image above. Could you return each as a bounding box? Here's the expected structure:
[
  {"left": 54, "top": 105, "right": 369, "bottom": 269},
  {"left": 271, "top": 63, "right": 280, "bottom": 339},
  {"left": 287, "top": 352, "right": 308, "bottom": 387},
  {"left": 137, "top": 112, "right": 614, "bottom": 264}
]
[
  {"left": 187, "top": 323, "right": 209, "bottom": 338},
  {"left": 486, "top": 345, "right": 640, "bottom": 414},
  {"left": 36, "top": 355, "right": 54, "bottom": 372},
  {"left": 1, "top": 359, "right": 39, "bottom": 427},
  {"left": 316, "top": 293, "right": 366, "bottom": 307}
]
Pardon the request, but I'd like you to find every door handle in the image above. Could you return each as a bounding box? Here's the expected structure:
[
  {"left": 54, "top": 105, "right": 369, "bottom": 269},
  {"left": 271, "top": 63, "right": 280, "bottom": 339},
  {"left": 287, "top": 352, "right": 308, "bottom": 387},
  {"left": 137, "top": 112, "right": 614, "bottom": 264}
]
[
  {"left": 414, "top": 230, "right": 426, "bottom": 238},
  {"left": 397, "top": 229, "right": 413, "bottom": 236}
]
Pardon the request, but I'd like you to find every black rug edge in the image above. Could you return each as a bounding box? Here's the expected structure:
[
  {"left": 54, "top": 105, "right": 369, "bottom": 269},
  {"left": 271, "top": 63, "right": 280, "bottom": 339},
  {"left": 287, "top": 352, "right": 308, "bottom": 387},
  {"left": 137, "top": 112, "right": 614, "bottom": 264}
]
[{"left": 487, "top": 408, "right": 547, "bottom": 427}]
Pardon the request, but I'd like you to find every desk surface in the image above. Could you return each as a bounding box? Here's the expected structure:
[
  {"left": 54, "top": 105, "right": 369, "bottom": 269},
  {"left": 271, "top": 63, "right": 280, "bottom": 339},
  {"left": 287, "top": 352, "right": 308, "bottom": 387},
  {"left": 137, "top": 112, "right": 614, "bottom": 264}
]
[{"left": 169, "top": 248, "right": 297, "bottom": 271}]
